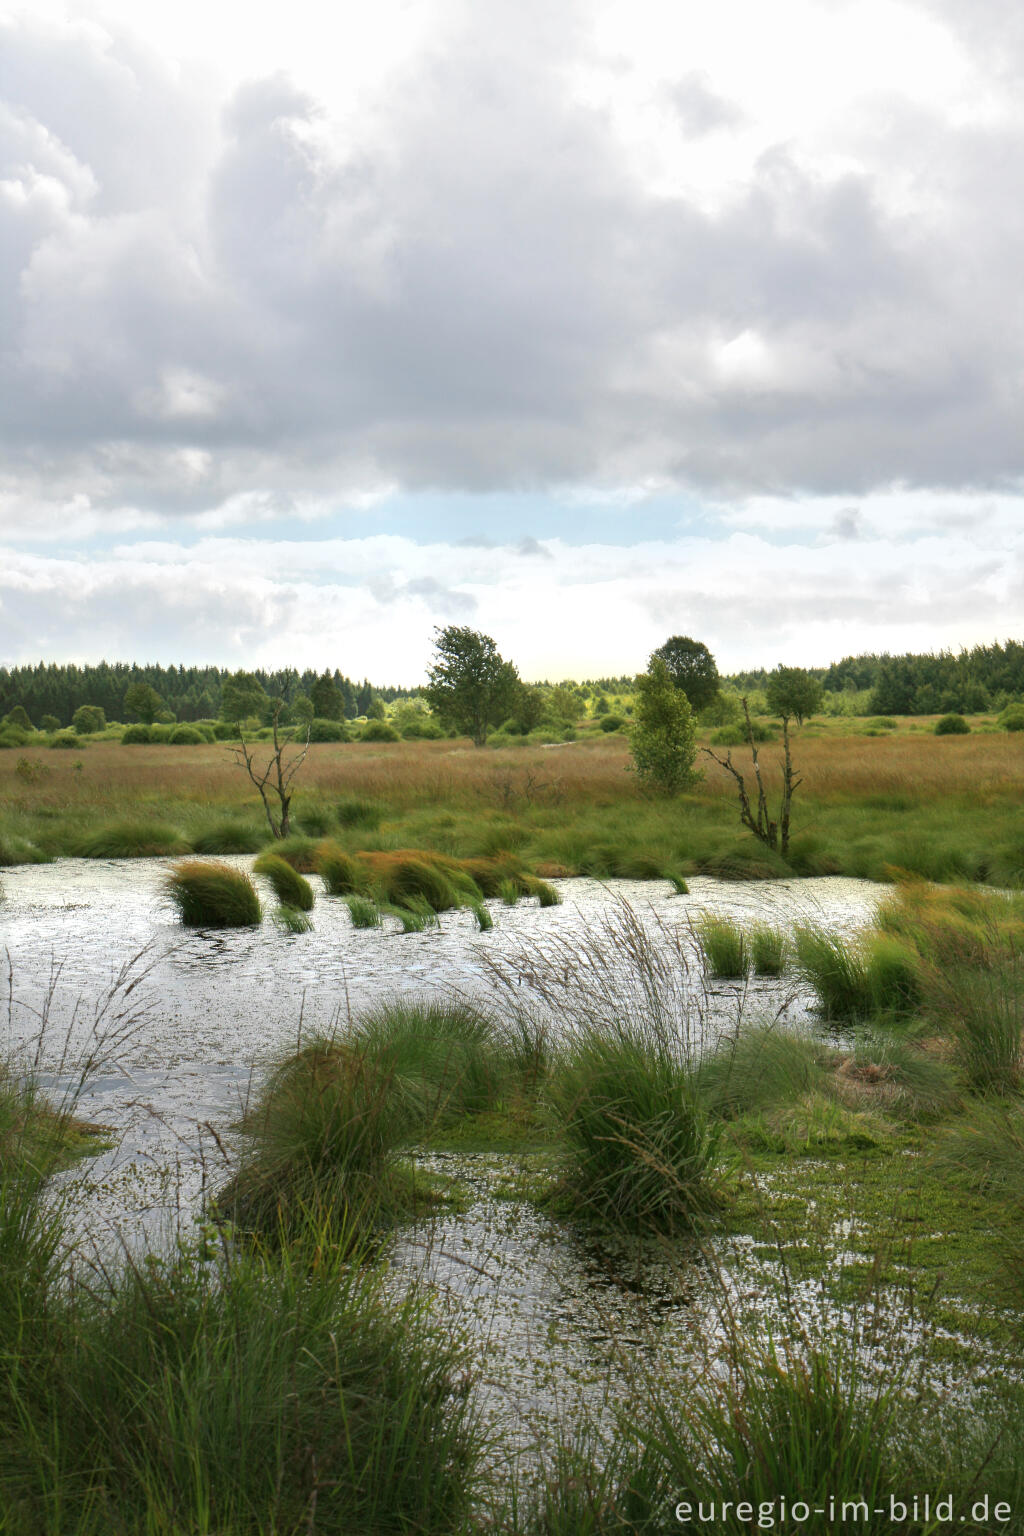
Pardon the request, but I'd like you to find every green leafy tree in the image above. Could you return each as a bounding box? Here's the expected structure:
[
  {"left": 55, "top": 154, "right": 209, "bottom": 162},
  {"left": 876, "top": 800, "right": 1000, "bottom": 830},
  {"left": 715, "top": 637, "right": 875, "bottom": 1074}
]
[
  {"left": 310, "top": 672, "right": 343, "bottom": 721},
  {"left": 423, "top": 626, "right": 520, "bottom": 747},
  {"left": 72, "top": 704, "right": 106, "bottom": 734},
  {"left": 765, "top": 666, "right": 824, "bottom": 725},
  {"left": 366, "top": 696, "right": 387, "bottom": 720},
  {"left": 123, "top": 683, "right": 164, "bottom": 725},
  {"left": 220, "top": 672, "right": 267, "bottom": 725},
  {"left": 629, "top": 656, "right": 699, "bottom": 794},
  {"left": 291, "top": 694, "right": 314, "bottom": 726},
  {"left": 512, "top": 684, "right": 545, "bottom": 734},
  {"left": 652, "top": 636, "right": 720, "bottom": 713},
  {"left": 546, "top": 684, "right": 579, "bottom": 727},
  {"left": 3, "top": 705, "right": 34, "bottom": 731},
  {"left": 40, "top": 714, "right": 60, "bottom": 732}
]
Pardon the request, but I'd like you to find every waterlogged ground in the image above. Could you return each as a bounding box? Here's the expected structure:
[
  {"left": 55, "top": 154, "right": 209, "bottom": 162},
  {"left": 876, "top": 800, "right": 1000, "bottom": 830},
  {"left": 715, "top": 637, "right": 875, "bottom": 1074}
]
[{"left": 0, "top": 859, "right": 901, "bottom": 1459}]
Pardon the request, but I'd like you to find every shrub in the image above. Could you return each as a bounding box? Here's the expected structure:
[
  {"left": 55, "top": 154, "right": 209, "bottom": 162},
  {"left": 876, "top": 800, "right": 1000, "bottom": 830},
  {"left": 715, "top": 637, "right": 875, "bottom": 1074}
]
[
  {"left": 39, "top": 714, "right": 60, "bottom": 732},
  {"left": 710, "top": 720, "right": 776, "bottom": 746},
  {"left": 49, "top": 731, "right": 81, "bottom": 749},
  {"left": 599, "top": 714, "right": 624, "bottom": 732},
  {"left": 336, "top": 797, "right": 384, "bottom": 829},
  {"left": 548, "top": 1025, "right": 720, "bottom": 1231},
  {"left": 307, "top": 717, "right": 350, "bottom": 743},
  {"left": 0, "top": 726, "right": 29, "bottom": 750},
  {"left": 72, "top": 704, "right": 105, "bottom": 734},
  {"left": 999, "top": 705, "right": 1024, "bottom": 732},
  {"left": 168, "top": 724, "right": 202, "bottom": 745},
  {"left": 3, "top": 705, "right": 34, "bottom": 731},
  {"left": 165, "top": 861, "right": 262, "bottom": 927},
  {"left": 694, "top": 916, "right": 748, "bottom": 978},
  {"left": 360, "top": 720, "right": 400, "bottom": 743},
  {"left": 629, "top": 656, "right": 699, "bottom": 795},
  {"left": 253, "top": 851, "right": 315, "bottom": 911},
  {"left": 75, "top": 821, "right": 191, "bottom": 858},
  {"left": 935, "top": 713, "right": 970, "bottom": 735},
  {"left": 400, "top": 718, "right": 444, "bottom": 739},
  {"left": 867, "top": 715, "right": 898, "bottom": 729},
  {"left": 749, "top": 923, "right": 788, "bottom": 976},
  {"left": 120, "top": 724, "right": 152, "bottom": 744}
]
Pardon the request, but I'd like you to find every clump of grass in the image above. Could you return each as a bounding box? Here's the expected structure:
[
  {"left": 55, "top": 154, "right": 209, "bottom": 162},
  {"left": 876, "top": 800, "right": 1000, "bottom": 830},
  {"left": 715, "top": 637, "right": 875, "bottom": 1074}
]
[
  {"left": 547, "top": 1024, "right": 720, "bottom": 1232},
  {"left": 191, "top": 820, "right": 265, "bottom": 854},
  {"left": 520, "top": 875, "right": 561, "bottom": 907},
  {"left": 833, "top": 1033, "right": 960, "bottom": 1121},
  {"left": 472, "top": 903, "right": 493, "bottom": 931},
  {"left": 499, "top": 878, "right": 519, "bottom": 906},
  {"left": 667, "top": 872, "right": 689, "bottom": 895},
  {"left": 345, "top": 894, "right": 381, "bottom": 928},
  {"left": 74, "top": 820, "right": 192, "bottom": 858},
  {"left": 336, "top": 796, "right": 384, "bottom": 829},
  {"left": 2, "top": 1229, "right": 481, "bottom": 1535},
  {"left": 253, "top": 850, "right": 315, "bottom": 911},
  {"left": 700, "top": 1025, "right": 831, "bottom": 1120},
  {"left": 264, "top": 834, "right": 319, "bottom": 872},
  {"left": 220, "top": 1002, "right": 510, "bottom": 1241},
  {"left": 315, "top": 839, "right": 371, "bottom": 895},
  {"left": 793, "top": 925, "right": 873, "bottom": 1019},
  {"left": 165, "top": 860, "right": 262, "bottom": 927},
  {"left": 381, "top": 901, "right": 437, "bottom": 933},
  {"left": 863, "top": 933, "right": 923, "bottom": 1015},
  {"left": 694, "top": 915, "right": 748, "bottom": 978},
  {"left": 749, "top": 922, "right": 788, "bottom": 975},
  {"left": 272, "top": 903, "right": 313, "bottom": 933}
]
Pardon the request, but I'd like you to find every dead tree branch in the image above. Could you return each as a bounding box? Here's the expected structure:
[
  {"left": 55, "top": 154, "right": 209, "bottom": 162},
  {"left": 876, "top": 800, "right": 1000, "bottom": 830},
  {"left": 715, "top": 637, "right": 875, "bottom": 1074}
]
[
  {"left": 702, "top": 697, "right": 802, "bottom": 857},
  {"left": 228, "top": 705, "right": 310, "bottom": 839}
]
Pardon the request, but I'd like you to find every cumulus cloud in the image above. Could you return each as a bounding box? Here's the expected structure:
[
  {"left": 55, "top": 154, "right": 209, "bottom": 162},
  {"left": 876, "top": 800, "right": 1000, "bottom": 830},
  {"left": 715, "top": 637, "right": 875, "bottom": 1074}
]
[{"left": 1, "top": 0, "right": 1023, "bottom": 531}]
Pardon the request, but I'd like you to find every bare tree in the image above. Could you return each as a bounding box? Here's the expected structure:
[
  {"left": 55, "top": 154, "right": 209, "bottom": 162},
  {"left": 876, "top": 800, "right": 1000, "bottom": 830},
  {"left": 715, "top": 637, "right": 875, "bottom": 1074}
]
[
  {"left": 228, "top": 704, "right": 310, "bottom": 839},
  {"left": 702, "top": 697, "right": 802, "bottom": 857}
]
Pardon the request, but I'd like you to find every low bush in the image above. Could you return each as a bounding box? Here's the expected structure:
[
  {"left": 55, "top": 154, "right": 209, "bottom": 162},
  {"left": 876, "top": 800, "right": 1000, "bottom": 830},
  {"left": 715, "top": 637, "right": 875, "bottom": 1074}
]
[
  {"left": 165, "top": 860, "right": 262, "bottom": 927},
  {"left": 694, "top": 916, "right": 748, "bottom": 978},
  {"left": 120, "top": 724, "right": 152, "bottom": 744},
  {"left": 74, "top": 820, "right": 191, "bottom": 858},
  {"left": 168, "top": 724, "right": 203, "bottom": 744},
  {"left": 599, "top": 715, "right": 624, "bottom": 732},
  {"left": 307, "top": 717, "right": 350, "bottom": 742},
  {"left": 360, "top": 720, "right": 400, "bottom": 743},
  {"left": 253, "top": 851, "right": 315, "bottom": 911},
  {"left": 49, "top": 731, "right": 81, "bottom": 749},
  {"left": 935, "top": 713, "right": 970, "bottom": 735},
  {"left": 998, "top": 705, "right": 1024, "bottom": 732}
]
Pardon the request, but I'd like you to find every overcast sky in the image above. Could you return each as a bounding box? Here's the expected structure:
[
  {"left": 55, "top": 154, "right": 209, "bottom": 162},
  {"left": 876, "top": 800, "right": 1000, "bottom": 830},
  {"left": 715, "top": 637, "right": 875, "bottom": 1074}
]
[{"left": 1, "top": 0, "right": 1021, "bottom": 680}]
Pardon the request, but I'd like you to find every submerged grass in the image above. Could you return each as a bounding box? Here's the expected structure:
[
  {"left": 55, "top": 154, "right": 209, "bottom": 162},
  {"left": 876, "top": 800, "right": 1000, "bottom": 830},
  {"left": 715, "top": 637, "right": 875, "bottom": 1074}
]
[{"left": 165, "top": 859, "right": 262, "bottom": 927}]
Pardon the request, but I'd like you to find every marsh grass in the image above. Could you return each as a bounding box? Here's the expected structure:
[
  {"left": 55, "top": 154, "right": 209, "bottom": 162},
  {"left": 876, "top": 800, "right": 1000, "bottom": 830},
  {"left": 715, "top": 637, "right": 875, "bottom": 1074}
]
[
  {"left": 264, "top": 833, "right": 319, "bottom": 872},
  {"left": 694, "top": 915, "right": 748, "bottom": 978},
  {"left": 315, "top": 838, "right": 371, "bottom": 894},
  {"left": 253, "top": 849, "right": 315, "bottom": 910},
  {"left": 272, "top": 902, "right": 313, "bottom": 933},
  {"left": 165, "top": 860, "right": 262, "bottom": 927},
  {"left": 748, "top": 922, "right": 788, "bottom": 975},
  {"left": 219, "top": 1001, "right": 514, "bottom": 1242},
  {"left": 73, "top": 819, "right": 192, "bottom": 857},
  {"left": 191, "top": 819, "right": 265, "bottom": 854},
  {"left": 547, "top": 1025, "right": 721, "bottom": 1230},
  {"left": 345, "top": 894, "right": 381, "bottom": 928},
  {"left": 699, "top": 1025, "right": 831, "bottom": 1121},
  {"left": 793, "top": 926, "right": 873, "bottom": 1019},
  {"left": 0, "top": 1225, "right": 481, "bottom": 1535}
]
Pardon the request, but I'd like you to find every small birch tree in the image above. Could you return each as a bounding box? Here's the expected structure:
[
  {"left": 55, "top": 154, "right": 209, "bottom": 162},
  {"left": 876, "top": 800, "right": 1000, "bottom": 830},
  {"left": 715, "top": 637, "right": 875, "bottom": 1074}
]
[{"left": 629, "top": 656, "right": 699, "bottom": 794}]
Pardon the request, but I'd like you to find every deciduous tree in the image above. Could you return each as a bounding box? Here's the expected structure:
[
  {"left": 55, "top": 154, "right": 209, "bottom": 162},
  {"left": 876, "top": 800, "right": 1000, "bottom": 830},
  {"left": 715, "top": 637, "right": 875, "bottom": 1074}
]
[
  {"left": 423, "top": 626, "right": 520, "bottom": 747},
  {"left": 629, "top": 656, "right": 699, "bottom": 794},
  {"left": 652, "top": 636, "right": 720, "bottom": 714}
]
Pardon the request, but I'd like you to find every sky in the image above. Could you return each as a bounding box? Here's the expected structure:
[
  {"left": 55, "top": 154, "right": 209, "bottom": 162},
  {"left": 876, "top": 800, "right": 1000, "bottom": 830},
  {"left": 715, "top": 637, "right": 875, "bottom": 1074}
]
[{"left": 1, "top": 0, "right": 1022, "bottom": 682}]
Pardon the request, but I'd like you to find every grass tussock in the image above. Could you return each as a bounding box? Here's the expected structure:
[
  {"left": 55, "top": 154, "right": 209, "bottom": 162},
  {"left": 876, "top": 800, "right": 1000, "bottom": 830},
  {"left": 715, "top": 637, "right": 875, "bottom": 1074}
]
[
  {"left": 315, "top": 839, "right": 371, "bottom": 895},
  {"left": 253, "top": 850, "right": 315, "bottom": 910},
  {"left": 73, "top": 819, "right": 192, "bottom": 858},
  {"left": 272, "top": 902, "right": 313, "bottom": 933},
  {"left": 547, "top": 1024, "right": 721, "bottom": 1232},
  {"left": 694, "top": 915, "right": 748, "bottom": 978},
  {"left": 219, "top": 1001, "right": 514, "bottom": 1243},
  {"left": 749, "top": 922, "right": 788, "bottom": 975},
  {"left": 345, "top": 894, "right": 382, "bottom": 928},
  {"left": 0, "top": 1225, "right": 481, "bottom": 1535},
  {"left": 191, "top": 819, "right": 265, "bottom": 854},
  {"left": 165, "top": 860, "right": 262, "bottom": 927}
]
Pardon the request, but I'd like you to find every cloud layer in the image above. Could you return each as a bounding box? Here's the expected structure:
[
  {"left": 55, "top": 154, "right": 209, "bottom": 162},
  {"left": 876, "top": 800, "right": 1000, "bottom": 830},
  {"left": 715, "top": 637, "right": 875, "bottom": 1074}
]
[{"left": 1, "top": 0, "right": 1021, "bottom": 672}]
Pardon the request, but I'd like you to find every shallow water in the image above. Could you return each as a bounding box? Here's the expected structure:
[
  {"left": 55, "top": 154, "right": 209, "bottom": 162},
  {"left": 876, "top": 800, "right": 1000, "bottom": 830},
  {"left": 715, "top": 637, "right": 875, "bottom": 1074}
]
[{"left": 1, "top": 861, "right": 905, "bottom": 1459}]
